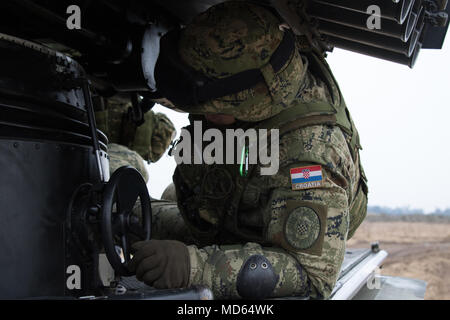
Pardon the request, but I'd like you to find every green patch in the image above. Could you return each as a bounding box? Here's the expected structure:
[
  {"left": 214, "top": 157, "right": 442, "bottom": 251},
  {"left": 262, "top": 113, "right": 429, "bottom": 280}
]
[{"left": 283, "top": 201, "right": 328, "bottom": 256}]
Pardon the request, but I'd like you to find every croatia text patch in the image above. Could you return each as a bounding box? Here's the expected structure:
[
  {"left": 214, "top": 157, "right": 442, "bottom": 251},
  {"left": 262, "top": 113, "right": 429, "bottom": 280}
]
[{"left": 290, "top": 165, "right": 323, "bottom": 190}]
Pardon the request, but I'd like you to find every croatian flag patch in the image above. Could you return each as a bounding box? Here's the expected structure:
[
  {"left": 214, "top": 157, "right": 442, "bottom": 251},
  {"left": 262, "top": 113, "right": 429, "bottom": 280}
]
[{"left": 290, "top": 165, "right": 324, "bottom": 190}]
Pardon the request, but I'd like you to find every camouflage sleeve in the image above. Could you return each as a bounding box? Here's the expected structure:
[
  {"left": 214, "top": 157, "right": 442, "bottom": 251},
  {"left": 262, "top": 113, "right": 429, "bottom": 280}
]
[
  {"left": 108, "top": 143, "right": 149, "bottom": 183},
  {"left": 133, "top": 111, "right": 176, "bottom": 163},
  {"left": 148, "top": 112, "right": 176, "bottom": 163},
  {"left": 186, "top": 125, "right": 359, "bottom": 299},
  {"left": 132, "top": 110, "right": 156, "bottom": 161}
]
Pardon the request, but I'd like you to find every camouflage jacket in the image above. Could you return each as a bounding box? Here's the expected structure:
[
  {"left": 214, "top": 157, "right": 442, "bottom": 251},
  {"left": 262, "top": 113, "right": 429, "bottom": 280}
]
[
  {"left": 172, "top": 54, "right": 368, "bottom": 299},
  {"left": 108, "top": 143, "right": 149, "bottom": 183},
  {"left": 96, "top": 100, "right": 176, "bottom": 163}
]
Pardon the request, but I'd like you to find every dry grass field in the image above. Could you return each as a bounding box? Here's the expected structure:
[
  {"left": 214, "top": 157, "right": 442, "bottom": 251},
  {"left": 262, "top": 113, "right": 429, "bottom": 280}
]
[{"left": 347, "top": 215, "right": 450, "bottom": 300}]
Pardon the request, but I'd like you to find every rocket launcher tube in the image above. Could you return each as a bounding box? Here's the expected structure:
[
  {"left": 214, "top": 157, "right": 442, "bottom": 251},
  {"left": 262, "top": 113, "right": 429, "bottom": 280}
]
[
  {"left": 307, "top": 1, "right": 418, "bottom": 41},
  {"left": 318, "top": 20, "right": 420, "bottom": 56},
  {"left": 311, "top": 0, "right": 415, "bottom": 24}
]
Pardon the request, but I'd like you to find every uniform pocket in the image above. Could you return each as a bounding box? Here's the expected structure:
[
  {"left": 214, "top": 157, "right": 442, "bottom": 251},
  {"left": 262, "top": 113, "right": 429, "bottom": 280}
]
[{"left": 347, "top": 176, "right": 368, "bottom": 240}]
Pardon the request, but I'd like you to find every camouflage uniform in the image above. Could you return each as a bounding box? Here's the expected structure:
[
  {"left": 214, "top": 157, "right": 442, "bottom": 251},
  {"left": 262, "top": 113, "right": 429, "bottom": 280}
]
[
  {"left": 161, "top": 183, "right": 177, "bottom": 202},
  {"left": 96, "top": 99, "right": 176, "bottom": 163},
  {"left": 108, "top": 143, "right": 149, "bottom": 183},
  {"left": 150, "top": 2, "right": 368, "bottom": 299}
]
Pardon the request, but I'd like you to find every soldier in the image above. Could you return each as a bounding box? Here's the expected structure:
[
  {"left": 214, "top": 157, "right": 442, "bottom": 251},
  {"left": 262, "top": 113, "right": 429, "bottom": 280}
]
[
  {"left": 129, "top": 1, "right": 368, "bottom": 299},
  {"left": 95, "top": 98, "right": 177, "bottom": 182}
]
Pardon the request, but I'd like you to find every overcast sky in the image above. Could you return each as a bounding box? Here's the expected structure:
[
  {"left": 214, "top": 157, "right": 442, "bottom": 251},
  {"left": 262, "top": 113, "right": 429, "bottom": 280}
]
[{"left": 146, "top": 39, "right": 450, "bottom": 213}]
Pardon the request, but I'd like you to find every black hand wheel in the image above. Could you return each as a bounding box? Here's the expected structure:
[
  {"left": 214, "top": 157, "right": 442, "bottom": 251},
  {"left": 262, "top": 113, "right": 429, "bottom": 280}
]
[{"left": 101, "top": 166, "right": 151, "bottom": 276}]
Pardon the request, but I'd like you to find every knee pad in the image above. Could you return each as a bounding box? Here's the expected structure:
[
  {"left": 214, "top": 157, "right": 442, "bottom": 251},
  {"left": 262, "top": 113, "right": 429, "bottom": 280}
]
[{"left": 236, "top": 255, "right": 279, "bottom": 299}]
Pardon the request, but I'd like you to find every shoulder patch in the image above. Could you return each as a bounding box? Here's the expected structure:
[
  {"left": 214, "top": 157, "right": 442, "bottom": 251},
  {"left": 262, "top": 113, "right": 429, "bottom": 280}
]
[
  {"left": 285, "top": 206, "right": 320, "bottom": 250},
  {"left": 284, "top": 201, "right": 328, "bottom": 256},
  {"left": 290, "top": 165, "right": 323, "bottom": 190}
]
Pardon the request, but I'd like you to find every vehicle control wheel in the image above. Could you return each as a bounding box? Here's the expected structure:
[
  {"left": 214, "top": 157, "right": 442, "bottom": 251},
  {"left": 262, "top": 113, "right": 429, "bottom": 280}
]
[{"left": 101, "top": 166, "right": 151, "bottom": 276}]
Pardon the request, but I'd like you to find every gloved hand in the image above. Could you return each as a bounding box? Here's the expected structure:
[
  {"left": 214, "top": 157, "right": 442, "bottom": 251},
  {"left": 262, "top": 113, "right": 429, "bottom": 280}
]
[{"left": 129, "top": 240, "right": 190, "bottom": 289}]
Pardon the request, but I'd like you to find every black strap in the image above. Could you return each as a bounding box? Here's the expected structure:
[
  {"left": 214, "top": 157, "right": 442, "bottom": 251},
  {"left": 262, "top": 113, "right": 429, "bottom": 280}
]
[
  {"left": 270, "top": 29, "right": 296, "bottom": 72},
  {"left": 196, "top": 30, "right": 295, "bottom": 103},
  {"left": 156, "top": 28, "right": 296, "bottom": 107}
]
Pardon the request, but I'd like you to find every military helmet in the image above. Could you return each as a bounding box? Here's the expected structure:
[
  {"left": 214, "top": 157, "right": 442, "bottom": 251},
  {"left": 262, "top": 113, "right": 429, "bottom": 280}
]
[
  {"left": 96, "top": 99, "right": 176, "bottom": 163},
  {"left": 159, "top": 1, "right": 305, "bottom": 122},
  {"left": 133, "top": 111, "right": 176, "bottom": 162}
]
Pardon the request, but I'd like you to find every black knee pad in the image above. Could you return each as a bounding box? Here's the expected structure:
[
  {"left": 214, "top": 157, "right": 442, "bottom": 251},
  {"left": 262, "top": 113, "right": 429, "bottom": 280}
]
[{"left": 236, "top": 255, "right": 279, "bottom": 299}]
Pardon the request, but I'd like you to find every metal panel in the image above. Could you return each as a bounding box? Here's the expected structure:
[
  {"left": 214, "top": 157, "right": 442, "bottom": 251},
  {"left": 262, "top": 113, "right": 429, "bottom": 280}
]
[
  {"left": 330, "top": 250, "right": 388, "bottom": 300},
  {"left": 0, "top": 140, "right": 97, "bottom": 298}
]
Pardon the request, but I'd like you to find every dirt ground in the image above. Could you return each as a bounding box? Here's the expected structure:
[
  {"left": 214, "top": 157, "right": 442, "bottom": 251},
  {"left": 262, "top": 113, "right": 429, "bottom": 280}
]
[{"left": 347, "top": 218, "right": 450, "bottom": 300}]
